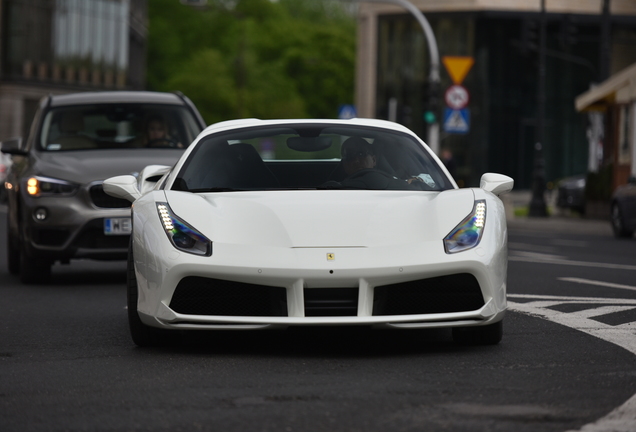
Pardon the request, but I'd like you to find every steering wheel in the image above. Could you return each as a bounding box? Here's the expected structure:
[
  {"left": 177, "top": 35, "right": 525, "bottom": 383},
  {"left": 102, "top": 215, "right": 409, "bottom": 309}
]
[{"left": 147, "top": 138, "right": 179, "bottom": 148}]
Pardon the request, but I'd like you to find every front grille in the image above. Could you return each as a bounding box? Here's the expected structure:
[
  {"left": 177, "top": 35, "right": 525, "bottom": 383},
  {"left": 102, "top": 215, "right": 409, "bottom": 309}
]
[
  {"left": 89, "top": 184, "right": 131, "bottom": 208},
  {"left": 32, "top": 228, "right": 70, "bottom": 246},
  {"left": 304, "top": 288, "right": 359, "bottom": 316},
  {"left": 373, "top": 273, "right": 484, "bottom": 316},
  {"left": 74, "top": 227, "right": 130, "bottom": 249},
  {"left": 170, "top": 277, "right": 288, "bottom": 317}
]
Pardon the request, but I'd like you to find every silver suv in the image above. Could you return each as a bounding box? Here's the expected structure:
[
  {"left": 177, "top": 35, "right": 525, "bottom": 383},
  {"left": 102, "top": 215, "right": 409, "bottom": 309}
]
[{"left": 2, "top": 91, "right": 206, "bottom": 283}]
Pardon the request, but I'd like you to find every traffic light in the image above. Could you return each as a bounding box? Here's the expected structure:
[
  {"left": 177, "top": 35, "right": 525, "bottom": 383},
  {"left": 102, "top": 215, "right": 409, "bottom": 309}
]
[
  {"left": 422, "top": 81, "right": 440, "bottom": 124},
  {"left": 520, "top": 19, "right": 538, "bottom": 55},
  {"left": 559, "top": 15, "right": 578, "bottom": 49}
]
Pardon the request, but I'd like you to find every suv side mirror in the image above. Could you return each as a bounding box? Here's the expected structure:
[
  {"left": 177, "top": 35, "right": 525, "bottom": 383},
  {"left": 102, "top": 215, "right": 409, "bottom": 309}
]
[
  {"left": 480, "top": 173, "right": 514, "bottom": 196},
  {"left": 1, "top": 137, "right": 26, "bottom": 155}
]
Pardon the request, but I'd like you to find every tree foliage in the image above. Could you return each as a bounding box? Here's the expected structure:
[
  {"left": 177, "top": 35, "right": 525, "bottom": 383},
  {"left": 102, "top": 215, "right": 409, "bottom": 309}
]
[{"left": 147, "top": 0, "right": 356, "bottom": 124}]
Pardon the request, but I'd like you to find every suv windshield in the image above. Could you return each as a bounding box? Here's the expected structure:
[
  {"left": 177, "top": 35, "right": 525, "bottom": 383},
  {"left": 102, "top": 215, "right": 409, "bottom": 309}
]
[
  {"left": 173, "top": 124, "right": 452, "bottom": 192},
  {"left": 39, "top": 104, "right": 201, "bottom": 151}
]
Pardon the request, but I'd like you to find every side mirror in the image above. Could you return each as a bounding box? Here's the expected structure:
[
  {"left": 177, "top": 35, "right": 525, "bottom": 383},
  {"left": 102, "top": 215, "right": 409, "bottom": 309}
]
[
  {"left": 480, "top": 173, "right": 514, "bottom": 196},
  {"left": 138, "top": 165, "right": 171, "bottom": 194},
  {"left": 103, "top": 175, "right": 141, "bottom": 203},
  {"left": 1, "top": 137, "right": 26, "bottom": 155}
]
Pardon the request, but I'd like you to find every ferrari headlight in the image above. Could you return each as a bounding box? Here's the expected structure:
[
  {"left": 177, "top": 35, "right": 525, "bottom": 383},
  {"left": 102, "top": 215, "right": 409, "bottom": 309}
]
[
  {"left": 25, "top": 176, "right": 78, "bottom": 197},
  {"left": 444, "top": 200, "right": 486, "bottom": 254},
  {"left": 156, "top": 202, "right": 212, "bottom": 256}
]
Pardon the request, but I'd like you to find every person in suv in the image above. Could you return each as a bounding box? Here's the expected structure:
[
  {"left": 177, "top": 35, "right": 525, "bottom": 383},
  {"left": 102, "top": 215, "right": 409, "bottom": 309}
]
[{"left": 1, "top": 91, "right": 206, "bottom": 283}]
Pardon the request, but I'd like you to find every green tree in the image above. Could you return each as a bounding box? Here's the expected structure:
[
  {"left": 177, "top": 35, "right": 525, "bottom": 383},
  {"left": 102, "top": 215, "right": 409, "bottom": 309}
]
[{"left": 147, "top": 0, "right": 356, "bottom": 124}]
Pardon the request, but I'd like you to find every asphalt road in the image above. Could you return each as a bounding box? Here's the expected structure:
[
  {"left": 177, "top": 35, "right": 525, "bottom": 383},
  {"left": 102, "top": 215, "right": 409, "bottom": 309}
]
[{"left": 1, "top": 206, "right": 636, "bottom": 432}]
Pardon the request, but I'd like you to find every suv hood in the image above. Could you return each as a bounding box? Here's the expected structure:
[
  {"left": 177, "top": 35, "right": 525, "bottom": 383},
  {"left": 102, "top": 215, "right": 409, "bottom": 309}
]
[{"left": 33, "top": 149, "right": 184, "bottom": 184}]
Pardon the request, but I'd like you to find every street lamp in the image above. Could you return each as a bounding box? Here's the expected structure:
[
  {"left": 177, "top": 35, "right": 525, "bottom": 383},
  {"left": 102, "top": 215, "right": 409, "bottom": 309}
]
[
  {"left": 528, "top": 0, "right": 548, "bottom": 217},
  {"left": 356, "top": 0, "right": 441, "bottom": 154}
]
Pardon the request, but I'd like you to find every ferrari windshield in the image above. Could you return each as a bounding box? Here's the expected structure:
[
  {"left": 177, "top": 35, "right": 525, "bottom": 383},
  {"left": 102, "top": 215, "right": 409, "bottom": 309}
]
[
  {"left": 173, "top": 124, "right": 453, "bottom": 192},
  {"left": 39, "top": 104, "right": 201, "bottom": 151}
]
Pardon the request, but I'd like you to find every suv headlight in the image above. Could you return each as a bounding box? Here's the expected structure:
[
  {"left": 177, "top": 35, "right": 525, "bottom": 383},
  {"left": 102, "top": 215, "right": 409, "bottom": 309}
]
[
  {"left": 25, "top": 176, "right": 79, "bottom": 197},
  {"left": 443, "top": 200, "right": 486, "bottom": 254},
  {"left": 156, "top": 202, "right": 212, "bottom": 256}
]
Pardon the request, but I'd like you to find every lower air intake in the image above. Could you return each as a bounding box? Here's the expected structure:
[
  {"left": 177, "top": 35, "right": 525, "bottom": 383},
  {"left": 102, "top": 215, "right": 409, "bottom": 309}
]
[
  {"left": 169, "top": 277, "right": 288, "bottom": 317},
  {"left": 373, "top": 273, "right": 484, "bottom": 316}
]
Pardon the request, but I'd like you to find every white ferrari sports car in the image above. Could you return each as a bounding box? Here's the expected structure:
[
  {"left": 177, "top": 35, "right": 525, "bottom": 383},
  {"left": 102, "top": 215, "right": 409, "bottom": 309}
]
[{"left": 104, "top": 118, "right": 513, "bottom": 347}]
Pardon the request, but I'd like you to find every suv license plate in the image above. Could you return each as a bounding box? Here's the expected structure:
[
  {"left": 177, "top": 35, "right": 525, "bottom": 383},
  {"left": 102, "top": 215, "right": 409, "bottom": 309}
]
[{"left": 104, "top": 218, "right": 132, "bottom": 236}]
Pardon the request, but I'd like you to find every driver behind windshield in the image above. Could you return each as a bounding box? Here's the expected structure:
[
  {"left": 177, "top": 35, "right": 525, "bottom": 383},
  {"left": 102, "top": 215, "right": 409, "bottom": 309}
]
[
  {"left": 143, "top": 115, "right": 183, "bottom": 148},
  {"left": 338, "top": 137, "right": 424, "bottom": 190}
]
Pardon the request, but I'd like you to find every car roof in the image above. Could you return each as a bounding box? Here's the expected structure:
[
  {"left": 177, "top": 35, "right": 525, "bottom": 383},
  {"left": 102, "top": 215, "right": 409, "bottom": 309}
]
[
  {"left": 49, "top": 91, "right": 186, "bottom": 107},
  {"left": 200, "top": 117, "right": 415, "bottom": 137}
]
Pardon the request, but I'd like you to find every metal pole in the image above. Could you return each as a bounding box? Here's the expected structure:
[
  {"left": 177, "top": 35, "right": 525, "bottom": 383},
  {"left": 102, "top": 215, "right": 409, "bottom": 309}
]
[
  {"left": 528, "top": 0, "right": 548, "bottom": 217},
  {"left": 364, "top": 0, "right": 441, "bottom": 153}
]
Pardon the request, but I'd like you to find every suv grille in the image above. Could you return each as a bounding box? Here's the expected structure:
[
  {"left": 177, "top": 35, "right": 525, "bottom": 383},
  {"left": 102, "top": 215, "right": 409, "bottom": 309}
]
[{"left": 89, "top": 184, "right": 131, "bottom": 208}]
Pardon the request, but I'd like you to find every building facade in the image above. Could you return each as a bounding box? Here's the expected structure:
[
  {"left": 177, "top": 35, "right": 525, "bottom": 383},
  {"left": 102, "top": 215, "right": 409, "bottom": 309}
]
[
  {"left": 356, "top": 0, "right": 636, "bottom": 188},
  {"left": 0, "top": 0, "right": 147, "bottom": 141}
]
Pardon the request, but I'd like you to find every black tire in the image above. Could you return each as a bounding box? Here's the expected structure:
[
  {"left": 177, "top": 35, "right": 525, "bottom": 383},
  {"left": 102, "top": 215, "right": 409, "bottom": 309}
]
[
  {"left": 19, "top": 243, "right": 51, "bottom": 284},
  {"left": 7, "top": 221, "right": 20, "bottom": 275},
  {"left": 127, "top": 239, "right": 169, "bottom": 347},
  {"left": 611, "top": 203, "right": 634, "bottom": 238},
  {"left": 452, "top": 320, "right": 503, "bottom": 346}
]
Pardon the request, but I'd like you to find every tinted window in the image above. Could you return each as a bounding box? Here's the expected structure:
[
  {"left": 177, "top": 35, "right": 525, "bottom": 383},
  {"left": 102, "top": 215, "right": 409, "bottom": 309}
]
[
  {"left": 174, "top": 124, "right": 452, "bottom": 192},
  {"left": 39, "top": 104, "right": 200, "bottom": 151}
]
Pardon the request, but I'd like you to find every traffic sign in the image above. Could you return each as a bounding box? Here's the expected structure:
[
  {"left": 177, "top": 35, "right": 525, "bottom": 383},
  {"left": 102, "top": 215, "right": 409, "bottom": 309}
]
[
  {"left": 442, "top": 56, "right": 474, "bottom": 85},
  {"left": 443, "top": 108, "right": 470, "bottom": 134},
  {"left": 445, "top": 85, "right": 470, "bottom": 109},
  {"left": 338, "top": 104, "right": 357, "bottom": 119}
]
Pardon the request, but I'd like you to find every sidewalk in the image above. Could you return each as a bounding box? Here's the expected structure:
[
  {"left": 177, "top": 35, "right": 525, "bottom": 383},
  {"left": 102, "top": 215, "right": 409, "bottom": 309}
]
[{"left": 502, "top": 190, "right": 613, "bottom": 236}]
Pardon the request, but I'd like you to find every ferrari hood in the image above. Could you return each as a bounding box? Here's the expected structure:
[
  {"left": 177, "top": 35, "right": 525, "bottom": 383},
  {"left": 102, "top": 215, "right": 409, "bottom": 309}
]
[
  {"left": 33, "top": 149, "right": 184, "bottom": 184},
  {"left": 164, "top": 189, "right": 476, "bottom": 248}
]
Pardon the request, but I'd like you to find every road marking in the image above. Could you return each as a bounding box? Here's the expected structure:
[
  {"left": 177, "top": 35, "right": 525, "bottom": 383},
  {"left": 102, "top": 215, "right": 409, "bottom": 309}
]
[
  {"left": 508, "top": 294, "right": 636, "bottom": 354},
  {"left": 565, "top": 393, "right": 636, "bottom": 432},
  {"left": 510, "top": 290, "right": 636, "bottom": 432},
  {"left": 509, "top": 251, "right": 636, "bottom": 271},
  {"left": 559, "top": 277, "right": 636, "bottom": 293}
]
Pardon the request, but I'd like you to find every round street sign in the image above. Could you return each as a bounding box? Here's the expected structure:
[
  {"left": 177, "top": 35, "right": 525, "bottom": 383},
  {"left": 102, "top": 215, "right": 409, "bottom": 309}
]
[{"left": 445, "top": 85, "right": 470, "bottom": 109}]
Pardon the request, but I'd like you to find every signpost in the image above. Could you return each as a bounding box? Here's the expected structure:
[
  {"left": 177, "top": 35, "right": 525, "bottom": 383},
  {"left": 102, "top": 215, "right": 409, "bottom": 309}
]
[{"left": 442, "top": 56, "right": 474, "bottom": 134}]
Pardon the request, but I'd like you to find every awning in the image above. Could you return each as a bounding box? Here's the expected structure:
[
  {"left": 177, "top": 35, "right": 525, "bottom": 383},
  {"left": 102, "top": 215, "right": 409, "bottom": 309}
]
[{"left": 575, "top": 62, "right": 636, "bottom": 112}]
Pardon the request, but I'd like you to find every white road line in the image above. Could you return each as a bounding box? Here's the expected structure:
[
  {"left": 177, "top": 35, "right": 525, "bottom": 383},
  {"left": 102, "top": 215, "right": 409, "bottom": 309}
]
[
  {"left": 509, "top": 289, "right": 636, "bottom": 432},
  {"left": 572, "top": 305, "right": 636, "bottom": 319},
  {"left": 565, "top": 393, "right": 636, "bottom": 432},
  {"left": 559, "top": 277, "right": 636, "bottom": 293},
  {"left": 550, "top": 239, "right": 589, "bottom": 247},
  {"left": 510, "top": 255, "right": 636, "bottom": 271},
  {"left": 509, "top": 293, "right": 636, "bottom": 304},
  {"left": 508, "top": 299, "right": 636, "bottom": 354}
]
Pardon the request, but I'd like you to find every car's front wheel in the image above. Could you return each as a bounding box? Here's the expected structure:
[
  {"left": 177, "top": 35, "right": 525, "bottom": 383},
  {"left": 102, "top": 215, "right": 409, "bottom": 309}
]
[
  {"left": 452, "top": 320, "right": 503, "bottom": 345},
  {"left": 127, "top": 239, "right": 170, "bottom": 347},
  {"left": 611, "top": 203, "right": 634, "bottom": 238}
]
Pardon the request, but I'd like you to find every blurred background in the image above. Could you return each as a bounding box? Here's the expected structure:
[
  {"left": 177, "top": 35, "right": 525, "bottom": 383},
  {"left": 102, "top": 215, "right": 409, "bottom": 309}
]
[{"left": 1, "top": 0, "right": 635, "bottom": 214}]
